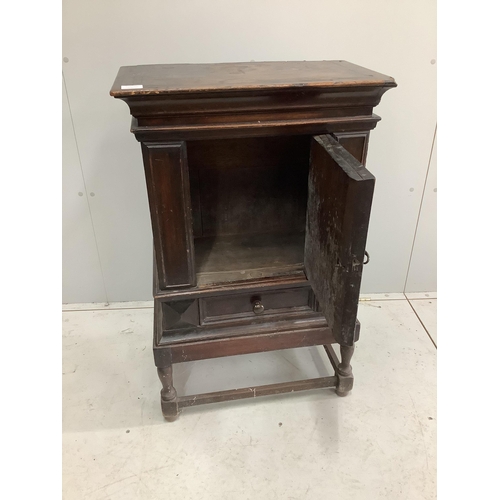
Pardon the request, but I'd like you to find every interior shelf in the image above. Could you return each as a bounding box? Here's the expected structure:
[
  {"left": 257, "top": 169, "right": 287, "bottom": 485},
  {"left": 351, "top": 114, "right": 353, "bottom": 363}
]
[{"left": 194, "top": 231, "right": 305, "bottom": 286}]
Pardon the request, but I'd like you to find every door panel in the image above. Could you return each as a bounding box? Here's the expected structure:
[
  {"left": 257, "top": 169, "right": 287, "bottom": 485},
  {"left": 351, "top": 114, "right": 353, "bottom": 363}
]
[{"left": 304, "top": 134, "right": 375, "bottom": 345}]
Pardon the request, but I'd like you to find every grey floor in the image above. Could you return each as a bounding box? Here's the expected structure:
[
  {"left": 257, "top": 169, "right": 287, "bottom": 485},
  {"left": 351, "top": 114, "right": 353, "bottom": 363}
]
[{"left": 62, "top": 293, "right": 436, "bottom": 500}]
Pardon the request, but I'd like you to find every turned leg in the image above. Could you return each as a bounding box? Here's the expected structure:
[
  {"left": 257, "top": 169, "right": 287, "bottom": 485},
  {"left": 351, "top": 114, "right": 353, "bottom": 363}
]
[
  {"left": 335, "top": 345, "right": 355, "bottom": 397},
  {"left": 157, "top": 365, "right": 180, "bottom": 420}
]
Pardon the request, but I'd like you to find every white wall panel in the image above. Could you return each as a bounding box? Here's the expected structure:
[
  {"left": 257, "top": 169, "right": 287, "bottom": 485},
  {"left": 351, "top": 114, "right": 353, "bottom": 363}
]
[
  {"left": 62, "top": 76, "right": 107, "bottom": 303},
  {"left": 62, "top": 0, "right": 436, "bottom": 301},
  {"left": 405, "top": 130, "right": 437, "bottom": 293}
]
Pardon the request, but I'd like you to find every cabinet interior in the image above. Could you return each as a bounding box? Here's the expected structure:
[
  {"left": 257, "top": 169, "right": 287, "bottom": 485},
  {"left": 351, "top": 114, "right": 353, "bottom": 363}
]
[{"left": 187, "top": 136, "right": 311, "bottom": 286}]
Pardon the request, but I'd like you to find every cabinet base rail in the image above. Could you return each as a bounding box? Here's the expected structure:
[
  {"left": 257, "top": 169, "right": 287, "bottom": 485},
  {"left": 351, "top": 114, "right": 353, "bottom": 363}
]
[{"left": 159, "top": 344, "right": 354, "bottom": 420}]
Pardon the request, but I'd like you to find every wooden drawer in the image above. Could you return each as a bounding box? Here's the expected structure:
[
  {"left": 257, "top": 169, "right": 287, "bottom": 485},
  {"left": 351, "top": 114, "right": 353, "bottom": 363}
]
[{"left": 199, "top": 286, "right": 313, "bottom": 324}]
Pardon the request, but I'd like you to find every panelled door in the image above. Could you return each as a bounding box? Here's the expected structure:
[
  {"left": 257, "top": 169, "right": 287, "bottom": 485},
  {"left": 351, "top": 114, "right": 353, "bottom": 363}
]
[{"left": 304, "top": 134, "right": 375, "bottom": 346}]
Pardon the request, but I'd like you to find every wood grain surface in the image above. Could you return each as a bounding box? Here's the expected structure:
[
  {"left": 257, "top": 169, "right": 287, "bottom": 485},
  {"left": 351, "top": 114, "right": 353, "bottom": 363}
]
[{"left": 111, "top": 60, "right": 396, "bottom": 97}]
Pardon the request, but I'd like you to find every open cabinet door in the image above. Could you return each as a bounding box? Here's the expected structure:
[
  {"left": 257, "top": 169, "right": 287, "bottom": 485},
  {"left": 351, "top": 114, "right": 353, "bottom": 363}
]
[{"left": 305, "top": 134, "right": 375, "bottom": 346}]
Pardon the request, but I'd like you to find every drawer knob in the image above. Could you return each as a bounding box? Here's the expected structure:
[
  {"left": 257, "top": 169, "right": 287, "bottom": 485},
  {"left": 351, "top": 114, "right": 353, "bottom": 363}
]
[{"left": 252, "top": 300, "right": 265, "bottom": 314}]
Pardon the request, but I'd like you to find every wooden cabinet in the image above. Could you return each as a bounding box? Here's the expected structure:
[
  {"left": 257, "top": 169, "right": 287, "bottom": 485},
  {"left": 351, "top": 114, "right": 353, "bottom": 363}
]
[{"left": 111, "top": 60, "right": 396, "bottom": 419}]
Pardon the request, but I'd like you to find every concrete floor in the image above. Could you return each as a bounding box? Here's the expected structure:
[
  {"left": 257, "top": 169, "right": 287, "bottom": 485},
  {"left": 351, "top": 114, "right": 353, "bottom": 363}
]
[{"left": 62, "top": 294, "right": 436, "bottom": 500}]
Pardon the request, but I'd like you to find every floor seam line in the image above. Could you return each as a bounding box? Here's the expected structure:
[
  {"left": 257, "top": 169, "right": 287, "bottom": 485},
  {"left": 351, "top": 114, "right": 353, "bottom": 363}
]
[
  {"left": 62, "top": 306, "right": 154, "bottom": 312},
  {"left": 406, "top": 297, "right": 436, "bottom": 349},
  {"left": 62, "top": 297, "right": 412, "bottom": 313}
]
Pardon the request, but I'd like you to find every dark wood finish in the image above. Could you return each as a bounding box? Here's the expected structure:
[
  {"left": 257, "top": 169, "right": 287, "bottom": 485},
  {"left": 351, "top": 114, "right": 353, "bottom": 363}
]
[
  {"left": 159, "top": 340, "right": 345, "bottom": 419},
  {"left": 131, "top": 114, "right": 382, "bottom": 143},
  {"left": 110, "top": 60, "right": 396, "bottom": 97},
  {"left": 194, "top": 232, "right": 305, "bottom": 285},
  {"left": 323, "top": 344, "right": 352, "bottom": 397},
  {"left": 158, "top": 312, "right": 326, "bottom": 345},
  {"left": 338, "top": 345, "right": 355, "bottom": 377},
  {"left": 200, "top": 286, "right": 311, "bottom": 323},
  {"left": 154, "top": 272, "right": 311, "bottom": 301},
  {"left": 161, "top": 376, "right": 339, "bottom": 419},
  {"left": 304, "top": 134, "right": 375, "bottom": 346},
  {"left": 141, "top": 142, "right": 195, "bottom": 289},
  {"left": 336, "top": 132, "right": 370, "bottom": 165},
  {"left": 153, "top": 297, "right": 163, "bottom": 344},
  {"left": 187, "top": 136, "right": 309, "bottom": 238},
  {"left": 162, "top": 299, "right": 199, "bottom": 332},
  {"left": 157, "top": 366, "right": 176, "bottom": 400},
  {"left": 166, "top": 323, "right": 333, "bottom": 363},
  {"left": 111, "top": 61, "right": 395, "bottom": 142},
  {"left": 337, "top": 346, "right": 355, "bottom": 396},
  {"left": 157, "top": 365, "right": 179, "bottom": 420},
  {"left": 111, "top": 60, "right": 395, "bottom": 419},
  {"left": 171, "top": 376, "right": 337, "bottom": 412}
]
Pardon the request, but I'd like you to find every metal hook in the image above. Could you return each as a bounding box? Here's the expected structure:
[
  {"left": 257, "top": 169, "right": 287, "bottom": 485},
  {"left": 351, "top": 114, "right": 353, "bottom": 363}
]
[{"left": 363, "top": 251, "right": 370, "bottom": 265}]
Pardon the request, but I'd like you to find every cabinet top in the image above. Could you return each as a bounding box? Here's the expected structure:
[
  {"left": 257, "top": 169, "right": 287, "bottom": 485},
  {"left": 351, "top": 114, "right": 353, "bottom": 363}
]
[{"left": 110, "top": 60, "right": 396, "bottom": 97}]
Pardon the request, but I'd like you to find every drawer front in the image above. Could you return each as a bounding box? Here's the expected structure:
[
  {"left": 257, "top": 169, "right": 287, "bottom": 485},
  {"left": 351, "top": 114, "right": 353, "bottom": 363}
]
[{"left": 200, "top": 287, "right": 313, "bottom": 324}]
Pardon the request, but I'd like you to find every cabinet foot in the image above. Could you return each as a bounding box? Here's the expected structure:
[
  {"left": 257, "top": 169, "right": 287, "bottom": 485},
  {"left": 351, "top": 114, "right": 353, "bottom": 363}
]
[
  {"left": 157, "top": 366, "right": 180, "bottom": 420},
  {"left": 335, "top": 345, "right": 355, "bottom": 397},
  {"left": 161, "top": 400, "right": 181, "bottom": 421}
]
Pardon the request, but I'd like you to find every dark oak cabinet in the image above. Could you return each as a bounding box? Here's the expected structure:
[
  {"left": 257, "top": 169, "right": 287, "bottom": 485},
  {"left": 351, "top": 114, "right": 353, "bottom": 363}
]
[{"left": 111, "top": 61, "right": 396, "bottom": 419}]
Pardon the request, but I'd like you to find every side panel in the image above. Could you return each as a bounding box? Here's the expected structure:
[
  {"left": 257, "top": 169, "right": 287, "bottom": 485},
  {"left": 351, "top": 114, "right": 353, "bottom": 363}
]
[
  {"left": 141, "top": 142, "right": 195, "bottom": 289},
  {"left": 305, "top": 134, "right": 375, "bottom": 345}
]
